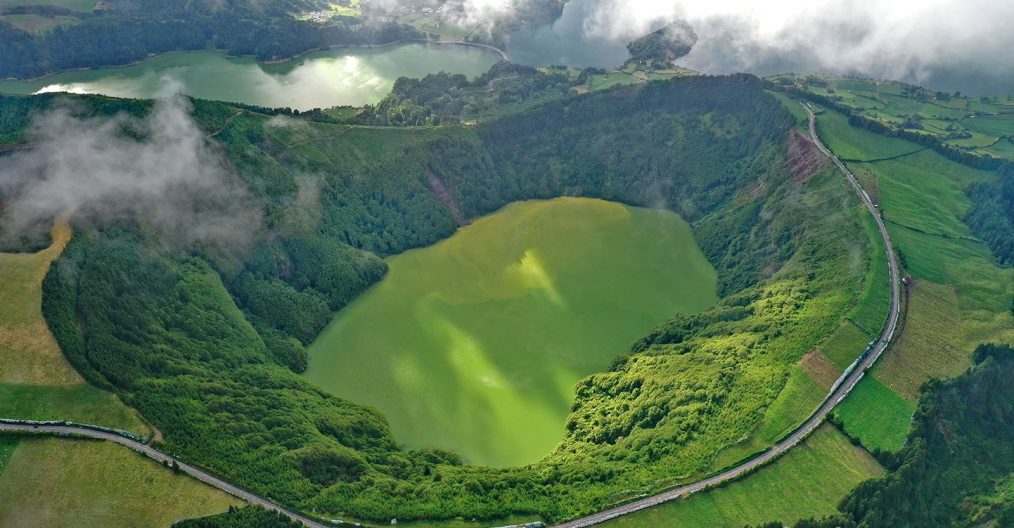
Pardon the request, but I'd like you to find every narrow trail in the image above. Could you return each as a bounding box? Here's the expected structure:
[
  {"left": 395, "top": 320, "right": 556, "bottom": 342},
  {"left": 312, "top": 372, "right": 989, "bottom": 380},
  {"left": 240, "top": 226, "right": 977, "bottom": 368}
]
[
  {"left": 551, "top": 103, "right": 902, "bottom": 528},
  {"left": 0, "top": 102, "right": 901, "bottom": 528}
]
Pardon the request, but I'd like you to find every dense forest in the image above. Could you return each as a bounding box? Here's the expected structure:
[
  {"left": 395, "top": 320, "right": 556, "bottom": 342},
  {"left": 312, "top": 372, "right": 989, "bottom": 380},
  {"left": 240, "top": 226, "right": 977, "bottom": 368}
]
[
  {"left": 0, "top": 75, "right": 874, "bottom": 522},
  {"left": 965, "top": 162, "right": 1014, "bottom": 266},
  {"left": 767, "top": 343, "right": 1014, "bottom": 528},
  {"left": 0, "top": 0, "right": 417, "bottom": 79},
  {"left": 356, "top": 62, "right": 577, "bottom": 126}
]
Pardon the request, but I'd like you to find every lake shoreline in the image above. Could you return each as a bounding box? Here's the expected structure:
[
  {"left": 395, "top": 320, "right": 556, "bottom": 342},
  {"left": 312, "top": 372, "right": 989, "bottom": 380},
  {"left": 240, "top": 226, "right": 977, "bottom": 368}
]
[{"left": 0, "top": 39, "right": 508, "bottom": 85}]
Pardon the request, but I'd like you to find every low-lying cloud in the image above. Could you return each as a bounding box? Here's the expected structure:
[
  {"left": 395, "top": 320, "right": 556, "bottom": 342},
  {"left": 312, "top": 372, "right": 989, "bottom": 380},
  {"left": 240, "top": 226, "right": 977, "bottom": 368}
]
[
  {"left": 0, "top": 94, "right": 260, "bottom": 253},
  {"left": 456, "top": 0, "right": 1014, "bottom": 93}
]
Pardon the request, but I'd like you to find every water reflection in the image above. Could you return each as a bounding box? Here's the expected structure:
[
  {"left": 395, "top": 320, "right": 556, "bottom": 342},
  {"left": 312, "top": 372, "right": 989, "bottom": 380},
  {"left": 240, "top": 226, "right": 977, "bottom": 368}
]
[{"left": 0, "top": 44, "right": 499, "bottom": 110}]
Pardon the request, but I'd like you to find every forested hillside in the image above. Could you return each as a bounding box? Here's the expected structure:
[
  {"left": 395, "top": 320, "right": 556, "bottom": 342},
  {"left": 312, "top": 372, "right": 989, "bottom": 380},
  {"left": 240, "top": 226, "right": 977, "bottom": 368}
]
[
  {"left": 0, "top": 0, "right": 416, "bottom": 79},
  {"left": 965, "top": 162, "right": 1014, "bottom": 266},
  {"left": 0, "top": 75, "right": 875, "bottom": 522}
]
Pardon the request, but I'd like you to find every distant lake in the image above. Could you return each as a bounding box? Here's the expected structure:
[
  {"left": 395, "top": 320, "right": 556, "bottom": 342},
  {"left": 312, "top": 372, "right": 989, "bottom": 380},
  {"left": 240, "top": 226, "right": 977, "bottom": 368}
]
[
  {"left": 0, "top": 44, "right": 499, "bottom": 110},
  {"left": 506, "top": 0, "right": 631, "bottom": 68}
]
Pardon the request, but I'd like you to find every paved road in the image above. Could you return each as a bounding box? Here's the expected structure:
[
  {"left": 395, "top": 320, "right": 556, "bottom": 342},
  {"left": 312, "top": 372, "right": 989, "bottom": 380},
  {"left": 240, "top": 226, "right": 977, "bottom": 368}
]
[
  {"left": 0, "top": 104, "right": 900, "bottom": 528},
  {"left": 0, "top": 422, "right": 332, "bottom": 528},
  {"left": 552, "top": 103, "right": 902, "bottom": 528}
]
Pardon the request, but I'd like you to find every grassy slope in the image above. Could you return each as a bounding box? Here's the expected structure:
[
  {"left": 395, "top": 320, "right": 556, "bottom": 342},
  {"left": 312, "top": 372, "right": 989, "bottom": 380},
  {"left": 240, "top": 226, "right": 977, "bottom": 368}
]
[
  {"left": 815, "top": 105, "right": 1014, "bottom": 453},
  {"left": 0, "top": 222, "right": 148, "bottom": 433},
  {"left": 706, "top": 103, "right": 890, "bottom": 472},
  {"left": 0, "top": 436, "right": 237, "bottom": 528},
  {"left": 606, "top": 425, "right": 883, "bottom": 528}
]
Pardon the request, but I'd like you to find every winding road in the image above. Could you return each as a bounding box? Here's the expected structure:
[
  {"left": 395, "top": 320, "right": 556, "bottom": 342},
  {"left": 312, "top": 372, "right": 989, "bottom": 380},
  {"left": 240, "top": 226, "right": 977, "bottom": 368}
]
[
  {"left": 0, "top": 102, "right": 900, "bottom": 528},
  {"left": 551, "top": 103, "right": 902, "bottom": 528},
  {"left": 0, "top": 422, "right": 332, "bottom": 528}
]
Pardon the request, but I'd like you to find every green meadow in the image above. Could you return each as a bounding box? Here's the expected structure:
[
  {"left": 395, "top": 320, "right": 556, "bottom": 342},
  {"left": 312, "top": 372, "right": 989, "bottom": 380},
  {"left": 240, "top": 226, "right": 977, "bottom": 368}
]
[
  {"left": 0, "top": 436, "right": 237, "bottom": 527},
  {"left": 306, "top": 198, "right": 719, "bottom": 467}
]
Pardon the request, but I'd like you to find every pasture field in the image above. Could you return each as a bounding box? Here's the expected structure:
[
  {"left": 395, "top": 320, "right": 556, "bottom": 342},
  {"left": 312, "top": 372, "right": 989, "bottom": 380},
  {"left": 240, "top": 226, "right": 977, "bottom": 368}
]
[
  {"left": 306, "top": 198, "right": 719, "bottom": 467},
  {"left": 606, "top": 425, "right": 884, "bottom": 528},
  {"left": 875, "top": 280, "right": 968, "bottom": 401},
  {"left": 832, "top": 376, "right": 913, "bottom": 452},
  {"left": 815, "top": 107, "right": 1014, "bottom": 453},
  {"left": 817, "top": 321, "right": 874, "bottom": 371},
  {"left": 0, "top": 436, "right": 237, "bottom": 527},
  {"left": 848, "top": 211, "right": 891, "bottom": 337},
  {"left": 0, "top": 385, "right": 147, "bottom": 432},
  {"left": 776, "top": 73, "right": 1014, "bottom": 161},
  {"left": 0, "top": 222, "right": 148, "bottom": 433}
]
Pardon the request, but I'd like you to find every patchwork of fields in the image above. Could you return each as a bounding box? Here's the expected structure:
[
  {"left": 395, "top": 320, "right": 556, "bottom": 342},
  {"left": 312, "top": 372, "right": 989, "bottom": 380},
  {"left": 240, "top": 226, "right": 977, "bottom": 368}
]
[{"left": 814, "top": 104, "right": 1014, "bottom": 453}]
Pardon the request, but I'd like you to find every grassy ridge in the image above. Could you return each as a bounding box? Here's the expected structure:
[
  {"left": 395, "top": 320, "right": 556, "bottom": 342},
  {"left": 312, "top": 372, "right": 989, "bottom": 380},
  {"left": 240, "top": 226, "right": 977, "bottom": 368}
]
[
  {"left": 606, "top": 425, "right": 883, "bottom": 528},
  {"left": 0, "top": 437, "right": 237, "bottom": 527}
]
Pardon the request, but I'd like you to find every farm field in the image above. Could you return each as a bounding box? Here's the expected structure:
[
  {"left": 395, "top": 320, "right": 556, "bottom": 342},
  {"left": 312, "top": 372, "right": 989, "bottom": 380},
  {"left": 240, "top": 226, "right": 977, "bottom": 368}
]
[
  {"left": 814, "top": 104, "right": 1014, "bottom": 454},
  {"left": 606, "top": 425, "right": 884, "bottom": 528},
  {"left": 306, "top": 198, "right": 719, "bottom": 467},
  {"left": 773, "top": 73, "right": 1014, "bottom": 162},
  {"left": 0, "top": 436, "right": 237, "bottom": 528}
]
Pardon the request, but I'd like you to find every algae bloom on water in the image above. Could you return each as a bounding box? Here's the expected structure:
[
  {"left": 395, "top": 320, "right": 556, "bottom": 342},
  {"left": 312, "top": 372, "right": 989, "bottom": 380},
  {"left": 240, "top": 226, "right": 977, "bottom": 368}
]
[{"left": 305, "top": 198, "right": 718, "bottom": 467}]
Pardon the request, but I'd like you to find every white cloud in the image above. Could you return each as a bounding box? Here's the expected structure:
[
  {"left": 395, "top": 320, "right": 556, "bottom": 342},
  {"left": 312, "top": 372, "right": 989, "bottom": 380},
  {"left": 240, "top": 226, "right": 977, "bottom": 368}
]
[{"left": 457, "top": 0, "right": 1014, "bottom": 91}]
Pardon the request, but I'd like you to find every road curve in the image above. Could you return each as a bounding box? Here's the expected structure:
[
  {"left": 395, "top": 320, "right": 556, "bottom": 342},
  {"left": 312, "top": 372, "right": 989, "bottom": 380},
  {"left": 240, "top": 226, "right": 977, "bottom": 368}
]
[
  {"left": 0, "top": 421, "right": 331, "bottom": 528},
  {"left": 0, "top": 104, "right": 900, "bottom": 528},
  {"left": 552, "top": 102, "right": 902, "bottom": 528}
]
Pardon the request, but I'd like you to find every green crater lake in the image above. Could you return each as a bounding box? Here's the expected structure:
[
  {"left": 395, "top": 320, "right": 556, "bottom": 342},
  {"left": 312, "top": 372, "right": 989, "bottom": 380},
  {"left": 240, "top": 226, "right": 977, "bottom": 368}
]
[
  {"left": 0, "top": 43, "right": 498, "bottom": 110},
  {"left": 305, "top": 198, "right": 718, "bottom": 467}
]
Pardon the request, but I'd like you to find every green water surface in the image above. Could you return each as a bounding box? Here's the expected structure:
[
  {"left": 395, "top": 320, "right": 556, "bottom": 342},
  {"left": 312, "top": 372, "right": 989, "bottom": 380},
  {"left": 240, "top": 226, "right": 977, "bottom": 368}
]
[
  {"left": 305, "top": 198, "right": 718, "bottom": 467},
  {"left": 0, "top": 44, "right": 498, "bottom": 109}
]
